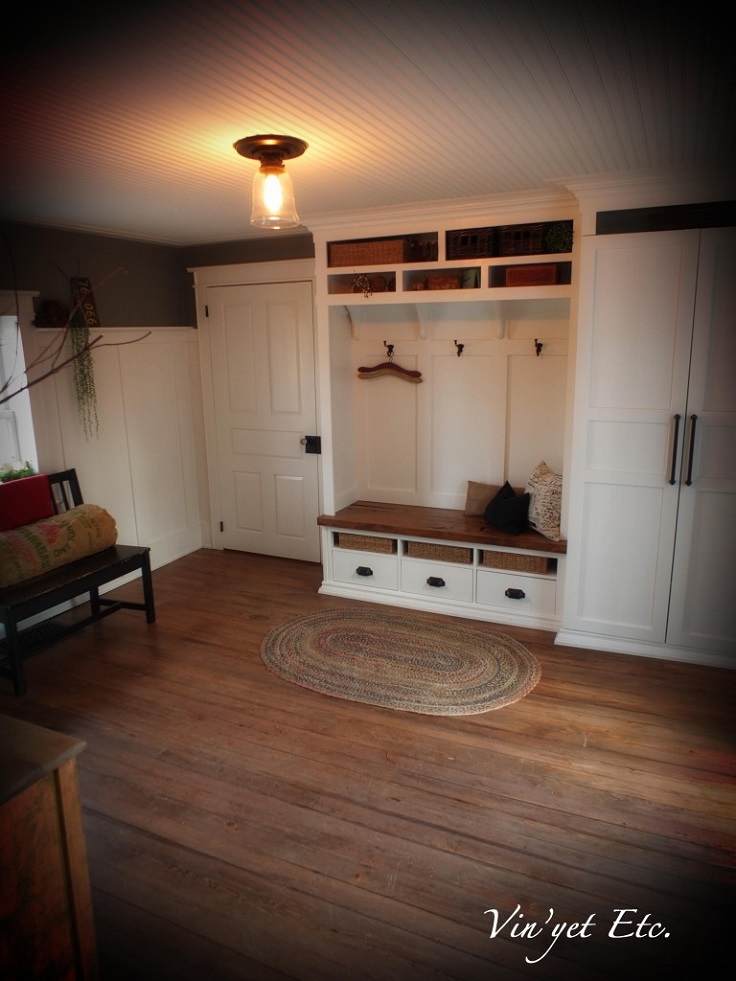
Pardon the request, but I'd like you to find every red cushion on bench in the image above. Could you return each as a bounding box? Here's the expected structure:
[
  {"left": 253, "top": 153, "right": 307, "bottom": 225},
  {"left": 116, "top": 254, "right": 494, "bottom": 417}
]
[{"left": 0, "top": 475, "right": 55, "bottom": 531}]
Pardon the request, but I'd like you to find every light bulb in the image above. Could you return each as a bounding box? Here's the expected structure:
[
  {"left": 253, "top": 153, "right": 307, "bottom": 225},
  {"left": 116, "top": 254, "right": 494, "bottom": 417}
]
[
  {"left": 262, "top": 172, "right": 284, "bottom": 212},
  {"left": 251, "top": 163, "right": 299, "bottom": 229}
]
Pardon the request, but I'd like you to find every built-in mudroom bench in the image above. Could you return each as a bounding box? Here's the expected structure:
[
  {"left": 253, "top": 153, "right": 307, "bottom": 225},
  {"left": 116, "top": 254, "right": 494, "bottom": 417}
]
[
  {"left": 309, "top": 193, "right": 576, "bottom": 634},
  {"left": 318, "top": 502, "right": 566, "bottom": 630}
]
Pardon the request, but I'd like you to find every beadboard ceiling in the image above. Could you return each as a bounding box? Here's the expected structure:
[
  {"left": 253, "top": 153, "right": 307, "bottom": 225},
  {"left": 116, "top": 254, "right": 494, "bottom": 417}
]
[{"left": 3, "top": 0, "right": 733, "bottom": 246}]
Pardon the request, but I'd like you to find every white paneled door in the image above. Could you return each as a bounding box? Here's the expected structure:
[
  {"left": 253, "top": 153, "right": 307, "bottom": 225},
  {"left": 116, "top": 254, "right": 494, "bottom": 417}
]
[
  {"left": 206, "top": 280, "right": 320, "bottom": 562},
  {"left": 563, "top": 226, "right": 735, "bottom": 660},
  {"left": 666, "top": 228, "right": 736, "bottom": 651},
  {"left": 564, "top": 230, "right": 699, "bottom": 643}
]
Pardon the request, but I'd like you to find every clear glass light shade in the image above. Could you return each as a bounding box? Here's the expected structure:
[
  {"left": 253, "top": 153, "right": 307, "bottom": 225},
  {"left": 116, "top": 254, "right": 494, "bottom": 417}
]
[{"left": 251, "top": 163, "right": 299, "bottom": 229}]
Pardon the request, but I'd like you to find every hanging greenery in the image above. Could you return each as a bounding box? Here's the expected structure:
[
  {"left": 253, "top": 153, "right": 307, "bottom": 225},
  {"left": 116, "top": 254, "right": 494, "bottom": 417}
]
[{"left": 69, "top": 277, "right": 99, "bottom": 439}]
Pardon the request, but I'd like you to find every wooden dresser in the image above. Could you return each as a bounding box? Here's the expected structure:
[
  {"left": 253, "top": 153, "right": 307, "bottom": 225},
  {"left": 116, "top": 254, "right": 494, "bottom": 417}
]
[{"left": 0, "top": 714, "right": 98, "bottom": 979}]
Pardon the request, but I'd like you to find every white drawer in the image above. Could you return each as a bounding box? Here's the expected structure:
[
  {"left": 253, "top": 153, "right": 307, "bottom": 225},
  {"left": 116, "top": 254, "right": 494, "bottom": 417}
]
[
  {"left": 476, "top": 568, "right": 557, "bottom": 615},
  {"left": 401, "top": 559, "right": 474, "bottom": 603},
  {"left": 331, "top": 549, "right": 399, "bottom": 589}
]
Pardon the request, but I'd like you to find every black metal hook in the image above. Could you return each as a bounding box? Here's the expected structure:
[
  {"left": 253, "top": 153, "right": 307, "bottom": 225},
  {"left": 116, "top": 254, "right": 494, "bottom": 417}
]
[
  {"left": 384, "top": 341, "right": 394, "bottom": 360},
  {"left": 454, "top": 340, "right": 464, "bottom": 357},
  {"left": 534, "top": 339, "right": 543, "bottom": 357}
]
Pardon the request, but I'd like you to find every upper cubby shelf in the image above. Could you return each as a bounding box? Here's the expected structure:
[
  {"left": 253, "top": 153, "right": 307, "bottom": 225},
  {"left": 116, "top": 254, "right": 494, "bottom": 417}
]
[
  {"left": 328, "top": 232, "right": 439, "bottom": 267},
  {"left": 325, "top": 220, "right": 574, "bottom": 303}
]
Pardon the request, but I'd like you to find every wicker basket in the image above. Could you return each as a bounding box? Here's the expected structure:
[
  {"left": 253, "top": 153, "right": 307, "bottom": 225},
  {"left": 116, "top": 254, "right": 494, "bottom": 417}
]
[
  {"left": 498, "top": 223, "right": 546, "bottom": 256},
  {"left": 505, "top": 264, "right": 558, "bottom": 286},
  {"left": 335, "top": 533, "right": 396, "bottom": 554},
  {"left": 481, "top": 551, "right": 553, "bottom": 574},
  {"left": 406, "top": 541, "right": 473, "bottom": 564},
  {"left": 328, "top": 238, "right": 412, "bottom": 267},
  {"left": 426, "top": 274, "right": 461, "bottom": 290},
  {"left": 446, "top": 227, "right": 495, "bottom": 259}
]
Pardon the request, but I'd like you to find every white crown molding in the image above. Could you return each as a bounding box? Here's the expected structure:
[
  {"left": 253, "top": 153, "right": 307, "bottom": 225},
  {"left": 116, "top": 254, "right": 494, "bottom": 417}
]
[
  {"left": 554, "top": 167, "right": 736, "bottom": 233},
  {"left": 304, "top": 186, "right": 578, "bottom": 238},
  {"left": 187, "top": 258, "right": 315, "bottom": 286}
]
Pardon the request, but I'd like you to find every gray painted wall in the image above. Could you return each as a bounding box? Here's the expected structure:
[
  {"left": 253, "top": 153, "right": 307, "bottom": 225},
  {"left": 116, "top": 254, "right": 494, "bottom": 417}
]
[{"left": 0, "top": 222, "right": 314, "bottom": 327}]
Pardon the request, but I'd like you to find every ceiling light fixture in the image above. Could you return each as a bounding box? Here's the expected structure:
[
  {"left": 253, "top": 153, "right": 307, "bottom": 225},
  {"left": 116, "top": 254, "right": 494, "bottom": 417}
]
[{"left": 234, "top": 134, "right": 308, "bottom": 229}]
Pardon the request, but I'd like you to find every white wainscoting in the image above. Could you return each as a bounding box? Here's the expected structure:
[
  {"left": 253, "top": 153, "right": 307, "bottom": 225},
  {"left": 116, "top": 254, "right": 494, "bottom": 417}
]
[{"left": 16, "top": 309, "right": 210, "bottom": 571}]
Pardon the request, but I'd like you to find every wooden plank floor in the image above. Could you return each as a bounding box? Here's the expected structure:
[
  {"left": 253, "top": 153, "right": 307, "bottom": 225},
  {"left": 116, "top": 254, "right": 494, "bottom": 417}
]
[{"left": 1, "top": 548, "right": 734, "bottom": 980}]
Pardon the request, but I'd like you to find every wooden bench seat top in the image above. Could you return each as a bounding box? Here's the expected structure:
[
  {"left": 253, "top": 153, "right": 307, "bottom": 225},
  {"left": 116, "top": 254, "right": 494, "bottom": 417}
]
[
  {"left": 0, "top": 545, "right": 151, "bottom": 616},
  {"left": 318, "top": 501, "right": 567, "bottom": 554}
]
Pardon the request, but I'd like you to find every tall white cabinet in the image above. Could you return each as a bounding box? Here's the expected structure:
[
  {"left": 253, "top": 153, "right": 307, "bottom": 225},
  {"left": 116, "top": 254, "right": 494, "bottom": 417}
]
[{"left": 559, "top": 226, "right": 736, "bottom": 667}]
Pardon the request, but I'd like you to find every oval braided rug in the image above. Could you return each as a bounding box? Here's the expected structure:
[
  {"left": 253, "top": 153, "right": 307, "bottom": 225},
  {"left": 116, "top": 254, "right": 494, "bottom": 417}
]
[{"left": 260, "top": 608, "right": 541, "bottom": 715}]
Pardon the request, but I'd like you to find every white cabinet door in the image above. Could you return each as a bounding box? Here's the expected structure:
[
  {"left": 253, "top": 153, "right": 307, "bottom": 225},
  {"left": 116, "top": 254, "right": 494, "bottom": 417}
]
[
  {"left": 564, "top": 230, "right": 700, "bottom": 642},
  {"left": 667, "top": 228, "right": 736, "bottom": 655}
]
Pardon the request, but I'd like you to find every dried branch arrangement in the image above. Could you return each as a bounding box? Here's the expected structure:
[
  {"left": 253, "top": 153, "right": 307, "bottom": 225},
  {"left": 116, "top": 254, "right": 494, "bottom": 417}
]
[{"left": 1, "top": 269, "right": 150, "bottom": 438}]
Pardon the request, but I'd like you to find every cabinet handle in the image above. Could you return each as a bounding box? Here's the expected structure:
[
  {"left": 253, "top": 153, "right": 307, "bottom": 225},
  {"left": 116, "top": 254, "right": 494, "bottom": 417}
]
[
  {"left": 356, "top": 566, "right": 373, "bottom": 577},
  {"left": 427, "top": 576, "right": 446, "bottom": 588},
  {"left": 505, "top": 588, "right": 526, "bottom": 600},
  {"left": 685, "top": 414, "right": 698, "bottom": 486},
  {"left": 669, "top": 414, "right": 681, "bottom": 485}
]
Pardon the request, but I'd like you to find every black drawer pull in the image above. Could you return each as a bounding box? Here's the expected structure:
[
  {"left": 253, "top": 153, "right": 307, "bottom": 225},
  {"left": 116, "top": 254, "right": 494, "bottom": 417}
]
[
  {"left": 427, "top": 576, "right": 446, "bottom": 588},
  {"left": 356, "top": 566, "right": 373, "bottom": 577},
  {"left": 505, "top": 588, "right": 526, "bottom": 600}
]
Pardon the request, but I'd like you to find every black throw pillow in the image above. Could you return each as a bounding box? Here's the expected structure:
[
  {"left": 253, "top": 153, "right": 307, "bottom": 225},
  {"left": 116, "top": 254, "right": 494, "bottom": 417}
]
[{"left": 483, "top": 481, "right": 530, "bottom": 535}]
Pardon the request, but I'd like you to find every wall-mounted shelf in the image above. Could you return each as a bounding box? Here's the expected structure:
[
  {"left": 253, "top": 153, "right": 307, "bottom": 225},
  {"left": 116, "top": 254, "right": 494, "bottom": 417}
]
[{"left": 325, "top": 219, "right": 575, "bottom": 305}]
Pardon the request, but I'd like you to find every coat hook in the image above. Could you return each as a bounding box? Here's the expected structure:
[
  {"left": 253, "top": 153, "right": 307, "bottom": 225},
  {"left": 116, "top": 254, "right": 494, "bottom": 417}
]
[
  {"left": 384, "top": 341, "right": 394, "bottom": 360},
  {"left": 454, "top": 340, "right": 464, "bottom": 357},
  {"left": 534, "top": 338, "right": 543, "bottom": 357}
]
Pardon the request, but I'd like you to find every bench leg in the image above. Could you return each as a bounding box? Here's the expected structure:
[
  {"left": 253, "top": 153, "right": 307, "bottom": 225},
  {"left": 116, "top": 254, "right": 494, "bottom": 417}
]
[
  {"left": 1, "top": 615, "right": 26, "bottom": 697},
  {"left": 140, "top": 553, "right": 156, "bottom": 623},
  {"left": 90, "top": 586, "right": 101, "bottom": 617}
]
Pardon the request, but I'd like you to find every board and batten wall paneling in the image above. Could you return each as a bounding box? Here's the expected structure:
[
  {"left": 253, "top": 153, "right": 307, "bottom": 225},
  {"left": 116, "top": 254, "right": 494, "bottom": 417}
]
[
  {"left": 427, "top": 348, "right": 504, "bottom": 503},
  {"left": 356, "top": 344, "right": 421, "bottom": 503},
  {"left": 349, "top": 327, "right": 568, "bottom": 511},
  {"left": 19, "top": 321, "right": 209, "bottom": 570},
  {"left": 505, "top": 347, "right": 567, "bottom": 485},
  {"left": 327, "top": 307, "right": 359, "bottom": 513},
  {"left": 118, "top": 335, "right": 208, "bottom": 564}
]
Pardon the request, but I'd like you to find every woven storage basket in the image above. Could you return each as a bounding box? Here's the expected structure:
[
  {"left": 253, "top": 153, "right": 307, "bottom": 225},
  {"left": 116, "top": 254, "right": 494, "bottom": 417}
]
[
  {"left": 406, "top": 541, "right": 473, "bottom": 564},
  {"left": 505, "top": 264, "right": 558, "bottom": 286},
  {"left": 335, "top": 533, "right": 396, "bottom": 554},
  {"left": 481, "top": 551, "right": 552, "bottom": 574},
  {"left": 498, "top": 223, "right": 545, "bottom": 256},
  {"left": 328, "top": 238, "right": 411, "bottom": 267},
  {"left": 446, "top": 227, "right": 495, "bottom": 259},
  {"left": 426, "top": 274, "right": 461, "bottom": 290}
]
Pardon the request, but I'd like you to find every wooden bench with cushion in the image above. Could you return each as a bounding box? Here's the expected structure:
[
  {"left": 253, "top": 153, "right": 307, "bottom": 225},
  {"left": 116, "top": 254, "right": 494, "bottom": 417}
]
[{"left": 0, "top": 469, "right": 155, "bottom": 696}]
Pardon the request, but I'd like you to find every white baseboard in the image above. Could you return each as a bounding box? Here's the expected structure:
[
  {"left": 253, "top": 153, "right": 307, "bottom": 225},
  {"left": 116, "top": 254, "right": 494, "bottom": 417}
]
[
  {"left": 554, "top": 629, "right": 736, "bottom": 669},
  {"left": 318, "top": 582, "right": 559, "bottom": 632}
]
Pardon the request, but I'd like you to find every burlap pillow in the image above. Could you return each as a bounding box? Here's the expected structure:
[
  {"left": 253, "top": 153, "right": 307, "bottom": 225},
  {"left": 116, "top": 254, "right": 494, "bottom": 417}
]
[
  {"left": 464, "top": 481, "right": 501, "bottom": 516},
  {"left": 526, "top": 461, "right": 562, "bottom": 541},
  {"left": 0, "top": 504, "right": 118, "bottom": 588}
]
